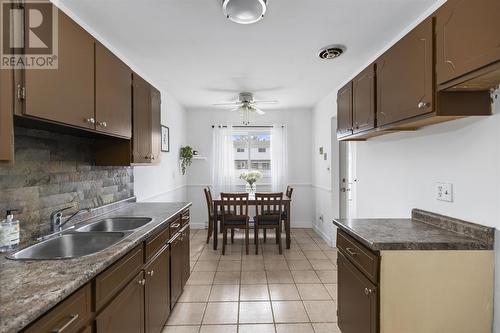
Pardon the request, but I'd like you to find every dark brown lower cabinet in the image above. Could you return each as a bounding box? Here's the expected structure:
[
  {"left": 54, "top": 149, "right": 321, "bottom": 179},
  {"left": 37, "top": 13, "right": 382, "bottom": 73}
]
[
  {"left": 145, "top": 245, "right": 171, "bottom": 333},
  {"left": 169, "top": 232, "right": 183, "bottom": 307},
  {"left": 96, "top": 271, "right": 145, "bottom": 333},
  {"left": 181, "top": 225, "right": 191, "bottom": 288},
  {"left": 338, "top": 251, "right": 377, "bottom": 333}
]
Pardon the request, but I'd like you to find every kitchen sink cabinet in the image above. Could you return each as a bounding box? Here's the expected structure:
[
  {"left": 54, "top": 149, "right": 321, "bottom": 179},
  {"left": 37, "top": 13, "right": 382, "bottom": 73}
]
[
  {"left": 352, "top": 64, "right": 376, "bottom": 134},
  {"left": 0, "top": 68, "right": 14, "bottom": 162},
  {"left": 145, "top": 245, "right": 171, "bottom": 333},
  {"left": 96, "top": 271, "right": 145, "bottom": 333},
  {"left": 436, "top": 0, "right": 500, "bottom": 90},
  {"left": 338, "top": 251, "right": 377, "bottom": 333},
  {"left": 377, "top": 18, "right": 433, "bottom": 127},
  {"left": 169, "top": 231, "right": 183, "bottom": 307},
  {"left": 181, "top": 225, "right": 191, "bottom": 288},
  {"left": 95, "top": 43, "right": 132, "bottom": 138},
  {"left": 24, "top": 284, "right": 92, "bottom": 333},
  {"left": 336, "top": 82, "right": 353, "bottom": 139},
  {"left": 20, "top": 10, "right": 95, "bottom": 130}
]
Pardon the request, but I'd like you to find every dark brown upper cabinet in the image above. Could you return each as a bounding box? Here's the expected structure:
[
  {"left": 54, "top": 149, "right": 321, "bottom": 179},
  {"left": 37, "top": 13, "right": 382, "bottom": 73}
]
[
  {"left": 337, "top": 82, "right": 353, "bottom": 139},
  {"left": 1, "top": 68, "right": 14, "bottom": 162},
  {"left": 353, "top": 64, "right": 376, "bottom": 134},
  {"left": 95, "top": 43, "right": 132, "bottom": 138},
  {"left": 21, "top": 10, "right": 95, "bottom": 130},
  {"left": 436, "top": 0, "right": 500, "bottom": 90},
  {"left": 132, "top": 74, "right": 161, "bottom": 164},
  {"left": 377, "top": 17, "right": 433, "bottom": 127}
]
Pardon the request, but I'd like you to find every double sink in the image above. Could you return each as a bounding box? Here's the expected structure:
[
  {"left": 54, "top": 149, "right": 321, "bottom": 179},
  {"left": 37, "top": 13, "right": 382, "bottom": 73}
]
[{"left": 8, "top": 217, "right": 153, "bottom": 260}]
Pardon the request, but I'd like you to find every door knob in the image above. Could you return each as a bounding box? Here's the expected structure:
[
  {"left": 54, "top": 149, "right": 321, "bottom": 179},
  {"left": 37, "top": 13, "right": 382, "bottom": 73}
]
[
  {"left": 137, "top": 279, "right": 146, "bottom": 286},
  {"left": 85, "top": 117, "right": 95, "bottom": 124},
  {"left": 98, "top": 121, "right": 108, "bottom": 127},
  {"left": 147, "top": 270, "right": 154, "bottom": 277},
  {"left": 364, "top": 287, "right": 374, "bottom": 296}
]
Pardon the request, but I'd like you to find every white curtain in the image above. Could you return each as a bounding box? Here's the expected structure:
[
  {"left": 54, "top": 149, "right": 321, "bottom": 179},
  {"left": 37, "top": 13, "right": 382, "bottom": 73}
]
[
  {"left": 271, "top": 125, "right": 289, "bottom": 192},
  {"left": 212, "top": 126, "right": 235, "bottom": 195}
]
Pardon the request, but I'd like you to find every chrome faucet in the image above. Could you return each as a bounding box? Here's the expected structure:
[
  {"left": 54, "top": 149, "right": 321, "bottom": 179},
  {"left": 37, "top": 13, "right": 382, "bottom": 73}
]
[{"left": 50, "top": 206, "right": 91, "bottom": 233}]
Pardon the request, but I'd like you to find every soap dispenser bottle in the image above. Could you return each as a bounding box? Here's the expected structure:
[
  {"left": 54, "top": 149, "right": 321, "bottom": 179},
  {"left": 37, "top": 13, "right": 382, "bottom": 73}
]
[{"left": 0, "top": 209, "right": 20, "bottom": 252}]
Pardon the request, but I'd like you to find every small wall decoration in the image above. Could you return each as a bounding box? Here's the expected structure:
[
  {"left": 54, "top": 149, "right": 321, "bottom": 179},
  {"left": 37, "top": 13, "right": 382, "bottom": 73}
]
[{"left": 161, "top": 126, "right": 170, "bottom": 152}]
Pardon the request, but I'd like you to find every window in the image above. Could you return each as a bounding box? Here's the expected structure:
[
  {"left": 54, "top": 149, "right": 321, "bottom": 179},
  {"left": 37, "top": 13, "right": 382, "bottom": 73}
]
[{"left": 233, "top": 128, "right": 271, "bottom": 184}]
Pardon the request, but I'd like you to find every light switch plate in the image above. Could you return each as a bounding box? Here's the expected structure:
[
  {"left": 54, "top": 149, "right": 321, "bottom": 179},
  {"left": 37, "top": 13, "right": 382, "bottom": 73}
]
[{"left": 436, "top": 182, "right": 453, "bottom": 202}]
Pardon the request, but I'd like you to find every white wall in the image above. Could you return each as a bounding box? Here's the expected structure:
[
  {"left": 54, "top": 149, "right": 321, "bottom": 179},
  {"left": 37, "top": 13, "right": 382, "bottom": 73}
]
[
  {"left": 185, "top": 108, "right": 314, "bottom": 229},
  {"left": 312, "top": 91, "right": 340, "bottom": 245},
  {"left": 313, "top": 90, "right": 500, "bottom": 330},
  {"left": 134, "top": 91, "right": 188, "bottom": 203}
]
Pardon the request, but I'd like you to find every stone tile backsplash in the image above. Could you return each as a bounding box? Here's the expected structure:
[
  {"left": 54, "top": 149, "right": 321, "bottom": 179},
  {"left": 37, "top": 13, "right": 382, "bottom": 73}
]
[{"left": 0, "top": 126, "right": 134, "bottom": 242}]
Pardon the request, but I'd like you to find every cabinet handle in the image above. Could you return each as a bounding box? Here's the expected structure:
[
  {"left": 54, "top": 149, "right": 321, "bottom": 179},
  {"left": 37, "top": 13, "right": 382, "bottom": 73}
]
[
  {"left": 364, "top": 287, "right": 374, "bottom": 296},
  {"left": 171, "top": 223, "right": 181, "bottom": 229},
  {"left": 345, "top": 247, "right": 358, "bottom": 256},
  {"left": 147, "top": 270, "right": 154, "bottom": 277},
  {"left": 138, "top": 279, "right": 146, "bottom": 286},
  {"left": 51, "top": 314, "right": 79, "bottom": 333},
  {"left": 98, "top": 121, "right": 108, "bottom": 127},
  {"left": 85, "top": 117, "right": 95, "bottom": 124},
  {"left": 151, "top": 155, "right": 156, "bottom": 160},
  {"left": 418, "top": 101, "right": 430, "bottom": 109}
]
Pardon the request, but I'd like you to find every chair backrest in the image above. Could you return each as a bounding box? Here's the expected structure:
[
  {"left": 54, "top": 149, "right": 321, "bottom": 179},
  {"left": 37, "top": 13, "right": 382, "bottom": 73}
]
[
  {"left": 255, "top": 192, "right": 283, "bottom": 218},
  {"left": 220, "top": 192, "right": 249, "bottom": 218},
  {"left": 286, "top": 186, "right": 294, "bottom": 199},
  {"left": 203, "top": 187, "right": 214, "bottom": 218}
]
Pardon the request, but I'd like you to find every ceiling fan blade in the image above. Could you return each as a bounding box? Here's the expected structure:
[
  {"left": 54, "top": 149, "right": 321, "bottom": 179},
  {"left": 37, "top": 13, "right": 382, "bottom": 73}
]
[
  {"left": 253, "top": 107, "right": 266, "bottom": 115},
  {"left": 212, "top": 102, "right": 240, "bottom": 106},
  {"left": 230, "top": 106, "right": 241, "bottom": 112},
  {"left": 252, "top": 100, "right": 279, "bottom": 105}
]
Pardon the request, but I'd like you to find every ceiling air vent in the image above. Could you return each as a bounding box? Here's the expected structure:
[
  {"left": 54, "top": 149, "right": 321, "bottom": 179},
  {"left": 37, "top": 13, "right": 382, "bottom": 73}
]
[{"left": 318, "top": 45, "right": 346, "bottom": 60}]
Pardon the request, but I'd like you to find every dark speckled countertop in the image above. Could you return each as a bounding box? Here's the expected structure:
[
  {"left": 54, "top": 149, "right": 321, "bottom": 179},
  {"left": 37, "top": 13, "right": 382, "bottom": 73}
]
[
  {"left": 332, "top": 209, "right": 494, "bottom": 251},
  {"left": 0, "top": 201, "right": 191, "bottom": 333}
]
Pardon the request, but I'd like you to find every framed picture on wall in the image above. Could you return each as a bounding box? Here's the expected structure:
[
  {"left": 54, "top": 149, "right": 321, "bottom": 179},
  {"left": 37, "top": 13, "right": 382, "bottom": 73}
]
[{"left": 161, "top": 125, "right": 170, "bottom": 152}]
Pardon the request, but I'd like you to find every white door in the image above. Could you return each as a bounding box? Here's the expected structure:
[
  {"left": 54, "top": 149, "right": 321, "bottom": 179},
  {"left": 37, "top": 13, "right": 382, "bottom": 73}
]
[{"left": 339, "top": 141, "right": 356, "bottom": 218}]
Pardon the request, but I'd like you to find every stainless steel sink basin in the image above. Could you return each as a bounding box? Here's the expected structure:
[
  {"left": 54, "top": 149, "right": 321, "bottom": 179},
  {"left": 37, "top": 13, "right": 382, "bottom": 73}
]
[
  {"left": 7, "top": 232, "right": 126, "bottom": 260},
  {"left": 75, "top": 217, "right": 152, "bottom": 232}
]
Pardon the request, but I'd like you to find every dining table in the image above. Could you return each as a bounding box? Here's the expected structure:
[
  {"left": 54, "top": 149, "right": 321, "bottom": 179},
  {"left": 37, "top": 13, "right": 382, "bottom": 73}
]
[{"left": 212, "top": 193, "right": 292, "bottom": 251}]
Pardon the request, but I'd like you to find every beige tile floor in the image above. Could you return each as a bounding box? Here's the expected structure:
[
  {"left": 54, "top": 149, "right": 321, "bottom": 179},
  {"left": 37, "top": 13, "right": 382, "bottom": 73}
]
[{"left": 163, "top": 228, "right": 340, "bottom": 333}]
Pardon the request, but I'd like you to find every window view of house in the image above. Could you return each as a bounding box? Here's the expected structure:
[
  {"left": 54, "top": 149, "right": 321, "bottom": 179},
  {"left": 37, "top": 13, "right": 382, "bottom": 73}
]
[{"left": 233, "top": 130, "right": 271, "bottom": 183}]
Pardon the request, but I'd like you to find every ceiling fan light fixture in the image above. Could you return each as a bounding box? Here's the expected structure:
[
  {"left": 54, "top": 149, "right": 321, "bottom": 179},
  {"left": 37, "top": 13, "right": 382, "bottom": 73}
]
[{"left": 222, "top": 0, "right": 268, "bottom": 25}]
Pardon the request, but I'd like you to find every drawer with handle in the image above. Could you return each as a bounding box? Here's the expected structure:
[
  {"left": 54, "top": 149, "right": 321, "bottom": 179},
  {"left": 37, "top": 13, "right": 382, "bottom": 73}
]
[
  {"left": 145, "top": 226, "right": 170, "bottom": 262},
  {"left": 181, "top": 210, "right": 190, "bottom": 226},
  {"left": 169, "top": 218, "right": 182, "bottom": 237},
  {"left": 337, "top": 230, "right": 379, "bottom": 283},
  {"left": 24, "top": 284, "right": 91, "bottom": 333}
]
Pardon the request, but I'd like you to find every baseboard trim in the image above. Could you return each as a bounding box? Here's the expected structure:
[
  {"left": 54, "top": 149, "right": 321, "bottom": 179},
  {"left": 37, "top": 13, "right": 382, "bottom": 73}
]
[{"left": 313, "top": 223, "right": 335, "bottom": 247}]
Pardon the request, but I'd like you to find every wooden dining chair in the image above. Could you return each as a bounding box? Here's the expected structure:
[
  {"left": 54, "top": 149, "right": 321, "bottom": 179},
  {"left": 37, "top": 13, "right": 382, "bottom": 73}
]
[
  {"left": 263, "top": 186, "right": 293, "bottom": 243},
  {"left": 220, "top": 193, "right": 250, "bottom": 255},
  {"left": 254, "top": 192, "right": 283, "bottom": 254},
  {"left": 203, "top": 187, "right": 221, "bottom": 244}
]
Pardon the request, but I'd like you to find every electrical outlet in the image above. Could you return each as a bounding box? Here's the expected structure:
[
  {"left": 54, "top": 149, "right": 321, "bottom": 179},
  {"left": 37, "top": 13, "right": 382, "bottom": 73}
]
[{"left": 436, "top": 182, "right": 453, "bottom": 202}]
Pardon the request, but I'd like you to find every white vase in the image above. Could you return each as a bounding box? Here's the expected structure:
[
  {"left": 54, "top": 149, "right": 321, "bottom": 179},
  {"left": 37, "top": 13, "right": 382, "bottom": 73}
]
[{"left": 245, "top": 183, "right": 256, "bottom": 195}]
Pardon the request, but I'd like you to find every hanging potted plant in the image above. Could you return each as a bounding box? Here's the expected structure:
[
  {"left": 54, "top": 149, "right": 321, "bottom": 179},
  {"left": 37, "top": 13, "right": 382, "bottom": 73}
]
[{"left": 180, "top": 146, "right": 194, "bottom": 175}]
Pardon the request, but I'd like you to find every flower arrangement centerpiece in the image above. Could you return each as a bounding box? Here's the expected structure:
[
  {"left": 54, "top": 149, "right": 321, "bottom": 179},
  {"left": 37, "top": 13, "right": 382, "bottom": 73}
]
[{"left": 239, "top": 170, "right": 262, "bottom": 195}]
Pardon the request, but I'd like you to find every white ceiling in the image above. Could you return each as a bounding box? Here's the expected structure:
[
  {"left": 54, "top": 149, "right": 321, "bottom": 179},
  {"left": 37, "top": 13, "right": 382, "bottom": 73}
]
[{"left": 58, "top": 0, "right": 439, "bottom": 110}]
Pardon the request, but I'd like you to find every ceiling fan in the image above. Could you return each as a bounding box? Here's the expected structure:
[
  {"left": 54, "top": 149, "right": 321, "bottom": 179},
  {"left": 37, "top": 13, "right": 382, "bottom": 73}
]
[{"left": 213, "top": 92, "right": 278, "bottom": 118}]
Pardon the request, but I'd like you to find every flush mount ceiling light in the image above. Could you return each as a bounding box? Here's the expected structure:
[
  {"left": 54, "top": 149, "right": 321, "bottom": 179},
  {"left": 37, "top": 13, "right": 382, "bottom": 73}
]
[
  {"left": 318, "top": 45, "right": 346, "bottom": 60},
  {"left": 222, "top": 0, "right": 268, "bottom": 25}
]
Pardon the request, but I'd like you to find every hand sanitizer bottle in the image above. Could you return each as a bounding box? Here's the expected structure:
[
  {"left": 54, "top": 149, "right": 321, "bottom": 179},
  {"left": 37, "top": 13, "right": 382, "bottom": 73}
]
[{"left": 0, "top": 209, "right": 20, "bottom": 252}]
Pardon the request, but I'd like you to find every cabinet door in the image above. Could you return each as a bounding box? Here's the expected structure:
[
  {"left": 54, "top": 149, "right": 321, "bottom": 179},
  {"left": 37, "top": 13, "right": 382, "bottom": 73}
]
[
  {"left": 145, "top": 245, "right": 171, "bottom": 333},
  {"left": 353, "top": 64, "right": 375, "bottom": 133},
  {"left": 150, "top": 86, "right": 161, "bottom": 162},
  {"left": 377, "top": 18, "right": 433, "bottom": 126},
  {"left": 0, "top": 68, "right": 14, "bottom": 161},
  {"left": 169, "top": 233, "right": 183, "bottom": 307},
  {"left": 338, "top": 252, "right": 377, "bottom": 333},
  {"left": 337, "top": 82, "right": 353, "bottom": 138},
  {"left": 96, "top": 271, "right": 145, "bottom": 333},
  {"left": 132, "top": 74, "right": 152, "bottom": 163},
  {"left": 436, "top": 0, "right": 500, "bottom": 85},
  {"left": 181, "top": 226, "right": 191, "bottom": 288},
  {"left": 23, "top": 10, "right": 95, "bottom": 129},
  {"left": 95, "top": 43, "right": 132, "bottom": 138}
]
